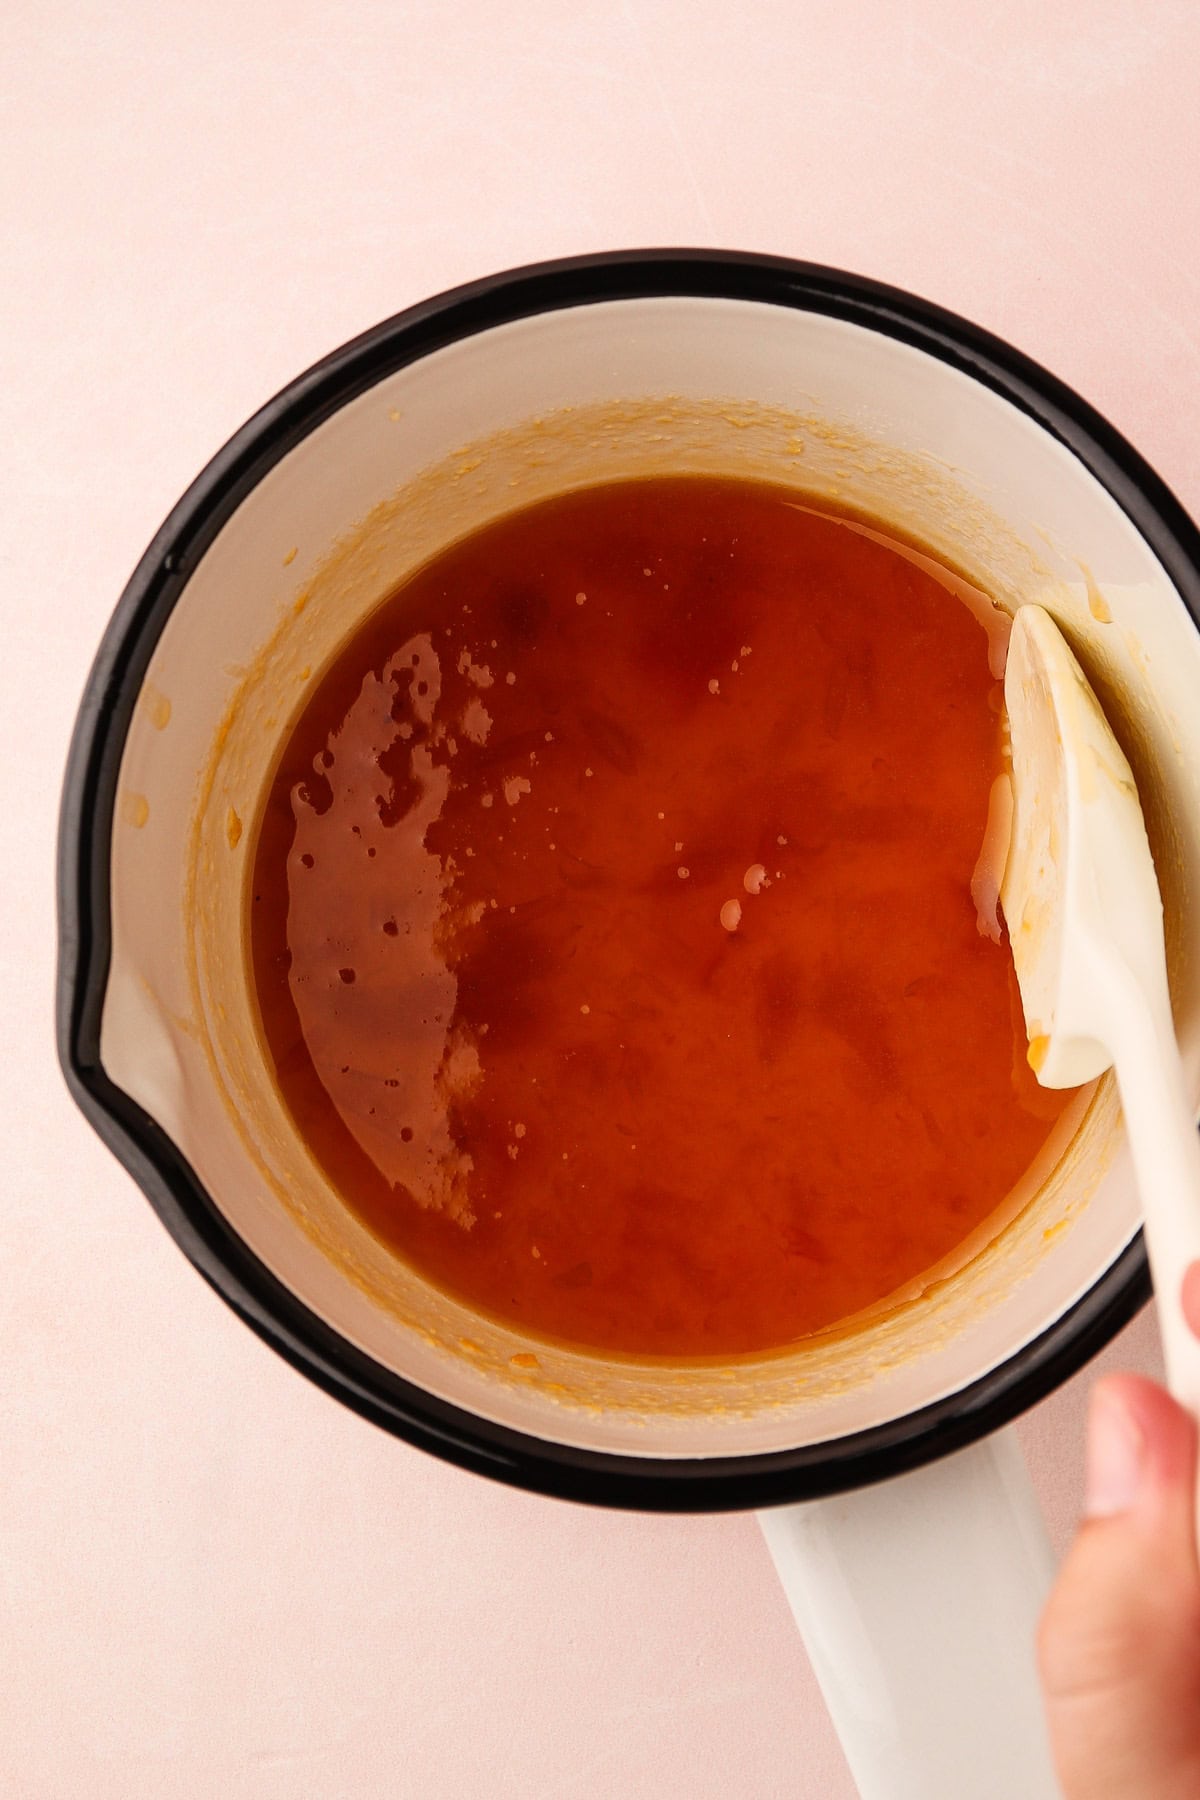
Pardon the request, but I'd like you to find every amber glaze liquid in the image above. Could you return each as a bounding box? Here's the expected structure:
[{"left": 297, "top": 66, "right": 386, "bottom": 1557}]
[{"left": 249, "top": 477, "right": 1071, "bottom": 1359}]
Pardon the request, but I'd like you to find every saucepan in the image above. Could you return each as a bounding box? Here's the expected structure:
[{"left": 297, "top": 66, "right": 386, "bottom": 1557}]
[{"left": 57, "top": 251, "right": 1200, "bottom": 1799}]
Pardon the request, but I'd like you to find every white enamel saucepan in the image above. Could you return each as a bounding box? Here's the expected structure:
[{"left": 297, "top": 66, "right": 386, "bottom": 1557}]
[{"left": 57, "top": 253, "right": 1200, "bottom": 1799}]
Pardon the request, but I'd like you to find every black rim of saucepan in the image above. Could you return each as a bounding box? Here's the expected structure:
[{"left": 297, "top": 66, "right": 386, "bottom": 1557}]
[{"left": 57, "top": 249, "right": 1197, "bottom": 1512}]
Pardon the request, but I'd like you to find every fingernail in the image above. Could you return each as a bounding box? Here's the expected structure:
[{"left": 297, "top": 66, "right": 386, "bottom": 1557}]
[
  {"left": 1182, "top": 1260, "right": 1200, "bottom": 1340},
  {"left": 1085, "top": 1386, "right": 1147, "bottom": 1519}
]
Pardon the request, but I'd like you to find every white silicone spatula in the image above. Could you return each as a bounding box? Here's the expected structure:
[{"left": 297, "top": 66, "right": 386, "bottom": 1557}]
[{"left": 1002, "top": 603, "right": 1200, "bottom": 1411}]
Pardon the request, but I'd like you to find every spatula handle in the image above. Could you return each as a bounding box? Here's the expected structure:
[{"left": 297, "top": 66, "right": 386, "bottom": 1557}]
[{"left": 1111, "top": 998, "right": 1200, "bottom": 1419}]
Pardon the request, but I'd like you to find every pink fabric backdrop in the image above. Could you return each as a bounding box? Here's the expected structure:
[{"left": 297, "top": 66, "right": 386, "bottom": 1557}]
[{"left": 3, "top": 1, "right": 1195, "bottom": 1792}]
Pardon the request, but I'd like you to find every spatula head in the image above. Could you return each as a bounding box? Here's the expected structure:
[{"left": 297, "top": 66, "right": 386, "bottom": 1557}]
[{"left": 1000, "top": 605, "right": 1166, "bottom": 1089}]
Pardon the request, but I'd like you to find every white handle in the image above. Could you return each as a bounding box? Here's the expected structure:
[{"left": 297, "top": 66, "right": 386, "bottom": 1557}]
[
  {"left": 759, "top": 1427, "right": 1058, "bottom": 1800},
  {"left": 1109, "top": 989, "right": 1200, "bottom": 1416}
]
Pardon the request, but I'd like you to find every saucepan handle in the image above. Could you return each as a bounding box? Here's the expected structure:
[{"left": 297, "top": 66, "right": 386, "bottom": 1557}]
[{"left": 758, "top": 1427, "right": 1059, "bottom": 1800}]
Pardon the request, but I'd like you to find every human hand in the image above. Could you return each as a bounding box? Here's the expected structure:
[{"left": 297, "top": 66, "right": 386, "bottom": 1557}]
[{"left": 1039, "top": 1264, "right": 1200, "bottom": 1798}]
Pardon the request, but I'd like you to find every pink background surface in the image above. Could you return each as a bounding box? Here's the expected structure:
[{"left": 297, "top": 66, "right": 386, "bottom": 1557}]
[{"left": 4, "top": 1, "right": 1199, "bottom": 1793}]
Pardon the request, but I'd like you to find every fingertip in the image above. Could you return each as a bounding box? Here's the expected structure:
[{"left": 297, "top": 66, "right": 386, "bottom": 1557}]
[{"left": 1042, "top": 1371, "right": 1200, "bottom": 1792}]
